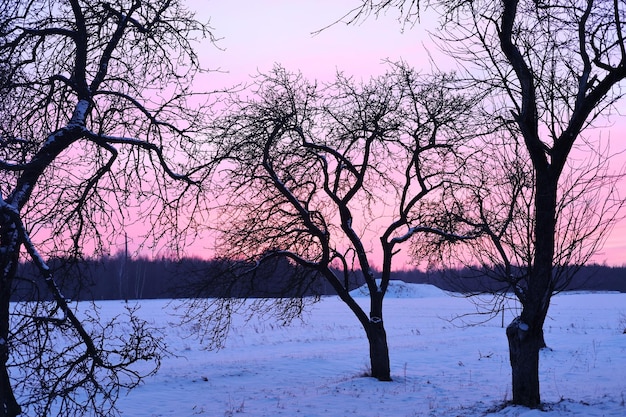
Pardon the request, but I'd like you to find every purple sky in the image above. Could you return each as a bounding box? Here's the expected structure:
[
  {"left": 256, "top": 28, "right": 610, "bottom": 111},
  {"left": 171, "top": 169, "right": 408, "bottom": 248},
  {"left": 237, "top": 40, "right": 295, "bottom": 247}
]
[{"left": 185, "top": 1, "right": 626, "bottom": 267}]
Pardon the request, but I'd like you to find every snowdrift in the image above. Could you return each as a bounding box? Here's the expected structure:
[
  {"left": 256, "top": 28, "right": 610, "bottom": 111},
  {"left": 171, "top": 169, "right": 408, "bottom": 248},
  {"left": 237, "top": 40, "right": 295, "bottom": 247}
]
[{"left": 349, "top": 280, "right": 449, "bottom": 298}]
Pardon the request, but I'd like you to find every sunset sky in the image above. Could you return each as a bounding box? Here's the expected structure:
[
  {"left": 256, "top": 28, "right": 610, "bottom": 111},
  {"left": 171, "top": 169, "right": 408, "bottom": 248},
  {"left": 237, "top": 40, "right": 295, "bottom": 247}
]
[
  {"left": 186, "top": 0, "right": 626, "bottom": 267},
  {"left": 195, "top": 1, "right": 439, "bottom": 82}
]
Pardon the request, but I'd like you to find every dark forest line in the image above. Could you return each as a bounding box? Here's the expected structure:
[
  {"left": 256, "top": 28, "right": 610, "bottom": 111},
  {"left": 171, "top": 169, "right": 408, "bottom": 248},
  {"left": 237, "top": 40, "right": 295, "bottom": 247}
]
[{"left": 14, "top": 255, "right": 626, "bottom": 302}]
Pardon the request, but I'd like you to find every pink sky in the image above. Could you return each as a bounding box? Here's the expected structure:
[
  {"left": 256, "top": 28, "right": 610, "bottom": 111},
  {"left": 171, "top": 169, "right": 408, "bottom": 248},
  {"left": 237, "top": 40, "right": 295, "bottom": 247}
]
[
  {"left": 194, "top": 0, "right": 440, "bottom": 83},
  {"left": 181, "top": 1, "right": 626, "bottom": 267}
]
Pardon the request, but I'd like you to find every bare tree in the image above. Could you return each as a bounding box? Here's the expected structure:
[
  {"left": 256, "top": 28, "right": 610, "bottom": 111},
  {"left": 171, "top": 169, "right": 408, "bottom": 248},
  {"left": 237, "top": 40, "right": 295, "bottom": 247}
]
[
  {"left": 0, "top": 1, "right": 213, "bottom": 415},
  {"left": 188, "top": 64, "right": 478, "bottom": 381},
  {"left": 418, "top": 132, "right": 624, "bottom": 332},
  {"left": 348, "top": 0, "right": 626, "bottom": 407}
]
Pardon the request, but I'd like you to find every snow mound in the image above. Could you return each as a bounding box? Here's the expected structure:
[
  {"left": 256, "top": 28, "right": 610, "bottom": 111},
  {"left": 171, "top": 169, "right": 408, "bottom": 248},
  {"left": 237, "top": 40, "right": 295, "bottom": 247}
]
[{"left": 349, "top": 280, "right": 449, "bottom": 298}]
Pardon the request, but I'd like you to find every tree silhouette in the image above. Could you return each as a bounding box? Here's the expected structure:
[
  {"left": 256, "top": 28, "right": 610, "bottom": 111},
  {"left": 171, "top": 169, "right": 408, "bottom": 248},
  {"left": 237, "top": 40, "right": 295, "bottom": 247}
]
[
  {"left": 187, "top": 64, "right": 478, "bottom": 381},
  {"left": 0, "top": 1, "right": 213, "bottom": 415}
]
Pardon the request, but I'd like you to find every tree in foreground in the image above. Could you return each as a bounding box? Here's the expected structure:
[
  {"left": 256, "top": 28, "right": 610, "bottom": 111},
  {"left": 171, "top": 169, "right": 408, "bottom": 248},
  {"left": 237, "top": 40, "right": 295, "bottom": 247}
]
[
  {"left": 189, "top": 64, "right": 478, "bottom": 381},
  {"left": 350, "top": 0, "right": 626, "bottom": 407},
  {"left": 0, "top": 1, "right": 212, "bottom": 415}
]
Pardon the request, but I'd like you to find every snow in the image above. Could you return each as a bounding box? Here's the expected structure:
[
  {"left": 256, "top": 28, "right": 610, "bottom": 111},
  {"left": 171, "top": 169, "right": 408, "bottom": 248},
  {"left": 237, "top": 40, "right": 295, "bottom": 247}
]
[
  {"left": 69, "top": 99, "right": 90, "bottom": 127},
  {"left": 349, "top": 280, "right": 450, "bottom": 298},
  {"left": 92, "top": 287, "right": 624, "bottom": 416}
]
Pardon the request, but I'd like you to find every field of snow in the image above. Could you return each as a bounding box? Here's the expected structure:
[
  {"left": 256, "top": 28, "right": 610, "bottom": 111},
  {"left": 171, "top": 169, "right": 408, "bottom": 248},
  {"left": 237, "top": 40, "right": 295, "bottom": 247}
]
[{"left": 107, "top": 283, "right": 625, "bottom": 416}]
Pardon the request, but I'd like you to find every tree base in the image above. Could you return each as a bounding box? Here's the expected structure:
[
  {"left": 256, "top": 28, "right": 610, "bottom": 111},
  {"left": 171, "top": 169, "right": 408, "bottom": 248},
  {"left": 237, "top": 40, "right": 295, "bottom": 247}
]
[{"left": 506, "top": 317, "right": 541, "bottom": 408}]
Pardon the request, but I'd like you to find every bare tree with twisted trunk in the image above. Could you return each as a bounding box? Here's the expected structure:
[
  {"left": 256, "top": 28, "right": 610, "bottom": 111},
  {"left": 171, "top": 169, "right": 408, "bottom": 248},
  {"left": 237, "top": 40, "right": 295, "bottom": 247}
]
[{"left": 184, "top": 64, "right": 479, "bottom": 381}]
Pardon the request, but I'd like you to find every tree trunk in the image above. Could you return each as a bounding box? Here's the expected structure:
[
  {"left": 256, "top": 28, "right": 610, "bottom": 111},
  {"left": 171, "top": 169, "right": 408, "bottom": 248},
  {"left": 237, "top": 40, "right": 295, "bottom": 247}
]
[
  {"left": 365, "top": 320, "right": 391, "bottom": 381},
  {"left": 506, "top": 316, "right": 542, "bottom": 408},
  {"left": 538, "top": 328, "right": 547, "bottom": 349},
  {"left": 365, "top": 290, "right": 391, "bottom": 381},
  {"left": 0, "top": 222, "right": 22, "bottom": 417},
  {"left": 326, "top": 270, "right": 392, "bottom": 382},
  {"left": 504, "top": 160, "right": 556, "bottom": 408},
  {"left": 0, "top": 295, "right": 20, "bottom": 417}
]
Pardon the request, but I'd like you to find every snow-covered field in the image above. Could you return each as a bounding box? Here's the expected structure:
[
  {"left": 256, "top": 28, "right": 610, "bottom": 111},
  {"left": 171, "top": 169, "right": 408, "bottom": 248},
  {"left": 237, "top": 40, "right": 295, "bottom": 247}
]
[{"left": 109, "top": 283, "right": 625, "bottom": 416}]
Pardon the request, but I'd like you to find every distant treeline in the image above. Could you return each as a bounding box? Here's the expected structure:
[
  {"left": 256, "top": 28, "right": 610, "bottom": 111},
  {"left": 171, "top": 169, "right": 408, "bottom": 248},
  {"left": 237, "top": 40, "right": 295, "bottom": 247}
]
[{"left": 14, "top": 255, "right": 626, "bottom": 302}]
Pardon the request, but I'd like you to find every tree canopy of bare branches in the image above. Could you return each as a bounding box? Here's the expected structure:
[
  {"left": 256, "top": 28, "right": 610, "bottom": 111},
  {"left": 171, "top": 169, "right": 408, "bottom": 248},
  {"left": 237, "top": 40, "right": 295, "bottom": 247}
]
[
  {"left": 0, "top": 1, "right": 213, "bottom": 415},
  {"left": 186, "top": 64, "right": 480, "bottom": 381}
]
